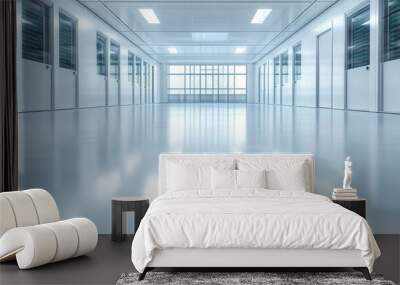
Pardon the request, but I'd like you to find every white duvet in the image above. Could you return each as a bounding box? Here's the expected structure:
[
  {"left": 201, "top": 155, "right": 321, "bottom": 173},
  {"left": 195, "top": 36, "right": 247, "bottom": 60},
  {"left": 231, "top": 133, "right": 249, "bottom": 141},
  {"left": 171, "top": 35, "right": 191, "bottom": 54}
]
[{"left": 131, "top": 189, "right": 380, "bottom": 273}]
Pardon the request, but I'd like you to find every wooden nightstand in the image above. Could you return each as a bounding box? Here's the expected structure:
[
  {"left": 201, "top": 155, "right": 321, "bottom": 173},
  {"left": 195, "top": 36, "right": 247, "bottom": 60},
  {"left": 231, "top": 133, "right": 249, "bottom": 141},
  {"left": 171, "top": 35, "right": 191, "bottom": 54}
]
[{"left": 332, "top": 198, "right": 366, "bottom": 218}]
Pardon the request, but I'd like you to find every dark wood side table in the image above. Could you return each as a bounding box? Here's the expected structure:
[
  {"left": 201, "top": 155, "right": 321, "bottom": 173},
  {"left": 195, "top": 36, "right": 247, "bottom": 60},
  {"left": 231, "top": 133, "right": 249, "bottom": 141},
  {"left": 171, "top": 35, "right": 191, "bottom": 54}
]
[
  {"left": 332, "top": 198, "right": 366, "bottom": 218},
  {"left": 112, "top": 197, "right": 149, "bottom": 242}
]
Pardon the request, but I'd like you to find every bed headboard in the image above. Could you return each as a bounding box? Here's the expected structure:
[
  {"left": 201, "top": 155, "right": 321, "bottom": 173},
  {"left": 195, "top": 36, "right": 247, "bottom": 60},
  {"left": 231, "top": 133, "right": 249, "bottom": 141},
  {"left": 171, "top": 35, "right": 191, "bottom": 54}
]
[{"left": 158, "top": 153, "right": 315, "bottom": 195}]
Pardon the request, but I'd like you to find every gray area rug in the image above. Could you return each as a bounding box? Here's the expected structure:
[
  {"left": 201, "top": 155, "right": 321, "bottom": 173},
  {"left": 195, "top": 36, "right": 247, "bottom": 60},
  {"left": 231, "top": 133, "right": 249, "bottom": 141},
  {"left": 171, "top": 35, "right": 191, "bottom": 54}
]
[{"left": 116, "top": 272, "right": 396, "bottom": 285}]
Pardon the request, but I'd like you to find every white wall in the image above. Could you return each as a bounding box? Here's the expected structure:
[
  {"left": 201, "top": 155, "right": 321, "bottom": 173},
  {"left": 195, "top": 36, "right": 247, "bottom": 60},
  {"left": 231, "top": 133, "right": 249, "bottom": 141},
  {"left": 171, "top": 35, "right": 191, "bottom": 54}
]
[
  {"left": 246, "top": 63, "right": 257, "bottom": 103},
  {"left": 383, "top": 58, "right": 400, "bottom": 113},
  {"left": 17, "top": 0, "right": 161, "bottom": 112},
  {"left": 158, "top": 64, "right": 169, "bottom": 103},
  {"left": 255, "top": 0, "right": 399, "bottom": 114}
]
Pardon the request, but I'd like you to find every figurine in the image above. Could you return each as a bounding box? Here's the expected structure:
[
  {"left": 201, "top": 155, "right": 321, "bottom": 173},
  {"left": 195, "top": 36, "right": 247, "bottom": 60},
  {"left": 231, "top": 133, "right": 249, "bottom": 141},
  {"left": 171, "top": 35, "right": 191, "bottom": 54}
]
[{"left": 342, "top": 156, "right": 352, "bottom": 190}]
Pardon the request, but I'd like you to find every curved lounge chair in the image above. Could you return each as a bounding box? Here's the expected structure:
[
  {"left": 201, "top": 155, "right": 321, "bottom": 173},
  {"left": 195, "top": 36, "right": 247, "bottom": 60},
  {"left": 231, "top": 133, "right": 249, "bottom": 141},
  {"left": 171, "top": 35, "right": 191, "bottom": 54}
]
[{"left": 0, "top": 189, "right": 97, "bottom": 269}]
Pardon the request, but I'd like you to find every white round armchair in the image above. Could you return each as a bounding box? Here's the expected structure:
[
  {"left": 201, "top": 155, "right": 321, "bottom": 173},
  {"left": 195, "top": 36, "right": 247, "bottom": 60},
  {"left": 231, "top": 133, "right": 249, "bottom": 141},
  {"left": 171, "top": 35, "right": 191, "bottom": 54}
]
[{"left": 0, "top": 189, "right": 98, "bottom": 269}]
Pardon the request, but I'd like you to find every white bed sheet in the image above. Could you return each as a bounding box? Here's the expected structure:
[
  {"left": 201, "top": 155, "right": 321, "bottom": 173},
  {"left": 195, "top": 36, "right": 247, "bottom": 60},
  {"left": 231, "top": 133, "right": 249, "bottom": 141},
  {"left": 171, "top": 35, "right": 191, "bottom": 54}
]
[{"left": 131, "top": 189, "right": 380, "bottom": 273}]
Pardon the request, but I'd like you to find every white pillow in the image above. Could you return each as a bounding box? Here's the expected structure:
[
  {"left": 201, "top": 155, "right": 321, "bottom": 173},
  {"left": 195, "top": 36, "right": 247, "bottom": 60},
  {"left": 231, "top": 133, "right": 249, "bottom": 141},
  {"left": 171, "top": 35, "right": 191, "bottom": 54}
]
[
  {"left": 211, "top": 168, "right": 236, "bottom": 190},
  {"left": 238, "top": 159, "right": 308, "bottom": 191},
  {"left": 167, "top": 162, "right": 211, "bottom": 191},
  {"left": 236, "top": 169, "right": 267, "bottom": 189},
  {"left": 266, "top": 161, "right": 307, "bottom": 191}
]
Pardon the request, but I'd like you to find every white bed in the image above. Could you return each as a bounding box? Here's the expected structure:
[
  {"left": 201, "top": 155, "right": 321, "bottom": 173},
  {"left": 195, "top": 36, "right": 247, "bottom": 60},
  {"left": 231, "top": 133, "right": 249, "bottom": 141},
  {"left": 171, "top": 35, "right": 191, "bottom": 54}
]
[{"left": 131, "top": 153, "right": 380, "bottom": 280}]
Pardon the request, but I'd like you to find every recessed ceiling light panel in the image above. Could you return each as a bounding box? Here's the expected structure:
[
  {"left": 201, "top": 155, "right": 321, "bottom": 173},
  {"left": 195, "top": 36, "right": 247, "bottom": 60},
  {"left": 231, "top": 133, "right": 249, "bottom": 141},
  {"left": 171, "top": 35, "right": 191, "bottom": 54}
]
[
  {"left": 192, "top": 32, "right": 229, "bottom": 42},
  {"left": 168, "top": 47, "right": 178, "bottom": 54},
  {"left": 251, "top": 9, "right": 272, "bottom": 24},
  {"left": 235, "top": 47, "right": 247, "bottom": 54},
  {"left": 139, "top": 9, "right": 160, "bottom": 24}
]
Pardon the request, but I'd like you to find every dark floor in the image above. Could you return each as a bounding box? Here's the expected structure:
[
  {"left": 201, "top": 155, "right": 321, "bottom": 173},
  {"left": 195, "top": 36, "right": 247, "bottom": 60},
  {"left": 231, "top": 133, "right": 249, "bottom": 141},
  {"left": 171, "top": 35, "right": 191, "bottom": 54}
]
[
  {"left": 1, "top": 235, "right": 399, "bottom": 285},
  {"left": 0, "top": 235, "right": 133, "bottom": 285}
]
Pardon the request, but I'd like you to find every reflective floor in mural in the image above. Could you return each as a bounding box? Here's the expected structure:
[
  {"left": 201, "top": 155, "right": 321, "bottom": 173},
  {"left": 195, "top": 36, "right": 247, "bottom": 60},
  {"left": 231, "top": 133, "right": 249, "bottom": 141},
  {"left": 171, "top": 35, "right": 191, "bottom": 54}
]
[{"left": 18, "top": 103, "right": 400, "bottom": 233}]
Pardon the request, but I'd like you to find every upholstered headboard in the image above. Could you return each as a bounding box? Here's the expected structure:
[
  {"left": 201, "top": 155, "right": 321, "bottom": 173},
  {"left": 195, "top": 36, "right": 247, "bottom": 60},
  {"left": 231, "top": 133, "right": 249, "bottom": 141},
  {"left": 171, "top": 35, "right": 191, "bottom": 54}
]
[{"left": 158, "top": 153, "right": 315, "bottom": 195}]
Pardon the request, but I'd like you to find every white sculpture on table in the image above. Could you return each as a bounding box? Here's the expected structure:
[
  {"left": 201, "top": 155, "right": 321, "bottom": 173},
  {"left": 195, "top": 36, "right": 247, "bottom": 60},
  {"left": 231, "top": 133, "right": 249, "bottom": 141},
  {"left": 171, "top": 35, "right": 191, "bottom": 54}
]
[{"left": 342, "top": 156, "right": 352, "bottom": 190}]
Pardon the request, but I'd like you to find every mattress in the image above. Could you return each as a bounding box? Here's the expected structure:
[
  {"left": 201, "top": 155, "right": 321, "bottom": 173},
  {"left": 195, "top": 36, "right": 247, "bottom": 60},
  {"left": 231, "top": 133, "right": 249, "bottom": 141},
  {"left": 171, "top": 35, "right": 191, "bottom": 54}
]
[{"left": 131, "top": 189, "right": 380, "bottom": 273}]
